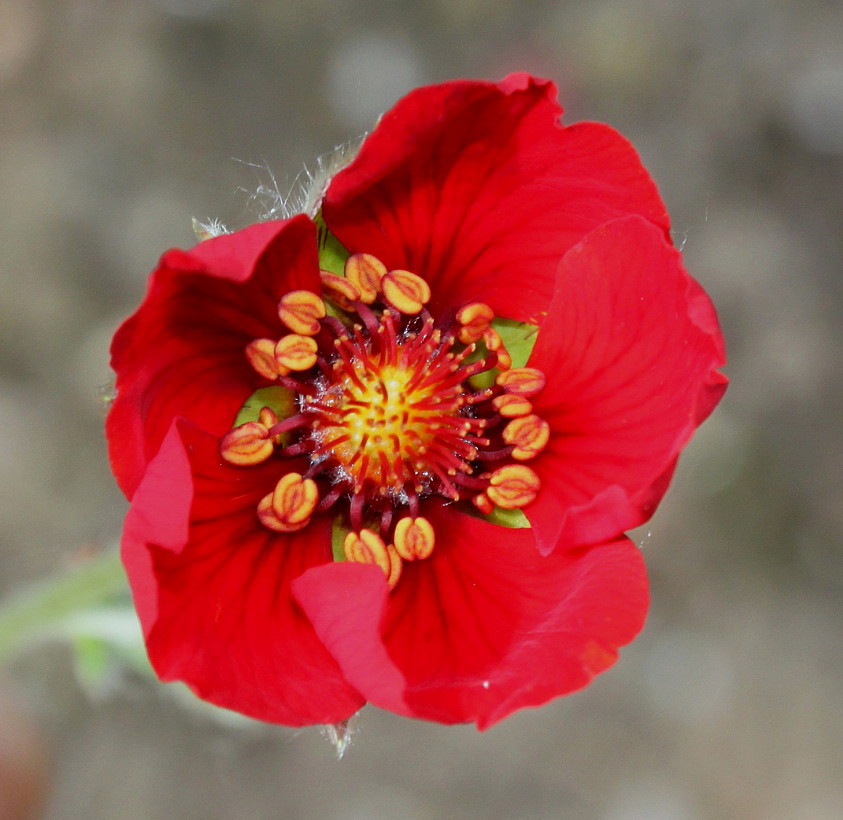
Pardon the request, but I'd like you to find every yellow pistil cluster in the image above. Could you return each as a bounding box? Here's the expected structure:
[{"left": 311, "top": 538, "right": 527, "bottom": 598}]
[{"left": 218, "top": 251, "right": 553, "bottom": 591}]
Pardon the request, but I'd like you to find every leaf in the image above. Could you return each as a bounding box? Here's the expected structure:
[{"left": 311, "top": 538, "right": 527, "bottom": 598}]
[{"left": 315, "top": 212, "right": 349, "bottom": 276}]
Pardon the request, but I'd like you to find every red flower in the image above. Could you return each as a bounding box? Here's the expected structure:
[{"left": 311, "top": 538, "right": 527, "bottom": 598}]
[{"left": 108, "top": 75, "right": 726, "bottom": 728}]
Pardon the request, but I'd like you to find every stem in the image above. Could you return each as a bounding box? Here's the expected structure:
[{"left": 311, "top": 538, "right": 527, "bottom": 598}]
[{"left": 0, "top": 548, "right": 128, "bottom": 665}]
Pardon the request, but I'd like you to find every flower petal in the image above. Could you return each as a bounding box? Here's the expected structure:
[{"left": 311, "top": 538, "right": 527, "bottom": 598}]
[
  {"left": 526, "top": 215, "right": 728, "bottom": 553},
  {"left": 294, "top": 504, "right": 647, "bottom": 728},
  {"left": 107, "top": 215, "right": 320, "bottom": 498},
  {"left": 323, "top": 73, "right": 669, "bottom": 322},
  {"left": 122, "top": 418, "right": 364, "bottom": 726}
]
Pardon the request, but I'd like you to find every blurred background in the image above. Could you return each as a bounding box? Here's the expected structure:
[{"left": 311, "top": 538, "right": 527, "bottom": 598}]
[{"left": 1, "top": 0, "right": 841, "bottom": 817}]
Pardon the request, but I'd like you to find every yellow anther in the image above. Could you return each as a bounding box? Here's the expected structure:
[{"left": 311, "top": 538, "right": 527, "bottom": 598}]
[
  {"left": 278, "top": 290, "right": 326, "bottom": 336},
  {"left": 267, "top": 472, "right": 319, "bottom": 529},
  {"left": 495, "top": 367, "right": 547, "bottom": 397},
  {"left": 385, "top": 544, "right": 403, "bottom": 590},
  {"left": 344, "top": 253, "right": 387, "bottom": 304},
  {"left": 343, "top": 529, "right": 392, "bottom": 577},
  {"left": 456, "top": 302, "right": 494, "bottom": 344},
  {"left": 472, "top": 492, "right": 494, "bottom": 515},
  {"left": 320, "top": 270, "right": 361, "bottom": 310},
  {"left": 258, "top": 406, "right": 278, "bottom": 429},
  {"left": 257, "top": 493, "right": 310, "bottom": 533},
  {"left": 219, "top": 422, "right": 274, "bottom": 466},
  {"left": 274, "top": 334, "right": 318, "bottom": 371},
  {"left": 393, "top": 516, "right": 435, "bottom": 561},
  {"left": 492, "top": 393, "right": 533, "bottom": 418},
  {"left": 482, "top": 327, "right": 512, "bottom": 370},
  {"left": 381, "top": 269, "right": 431, "bottom": 315},
  {"left": 502, "top": 414, "right": 551, "bottom": 460},
  {"left": 486, "top": 464, "right": 541, "bottom": 509},
  {"left": 245, "top": 338, "right": 287, "bottom": 380}
]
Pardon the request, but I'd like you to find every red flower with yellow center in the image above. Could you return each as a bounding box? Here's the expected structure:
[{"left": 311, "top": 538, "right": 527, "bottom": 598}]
[{"left": 108, "top": 74, "right": 727, "bottom": 728}]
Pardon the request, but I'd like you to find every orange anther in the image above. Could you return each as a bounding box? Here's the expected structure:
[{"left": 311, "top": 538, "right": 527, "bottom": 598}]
[
  {"left": 246, "top": 338, "right": 286, "bottom": 379},
  {"left": 219, "top": 422, "right": 274, "bottom": 466},
  {"left": 381, "top": 269, "right": 431, "bottom": 315},
  {"left": 257, "top": 492, "right": 310, "bottom": 532},
  {"left": 495, "top": 367, "right": 547, "bottom": 397},
  {"left": 344, "top": 253, "right": 387, "bottom": 303},
  {"left": 502, "top": 414, "right": 551, "bottom": 460},
  {"left": 483, "top": 327, "right": 512, "bottom": 370},
  {"left": 486, "top": 464, "right": 541, "bottom": 509},
  {"left": 258, "top": 406, "right": 278, "bottom": 429},
  {"left": 472, "top": 492, "right": 494, "bottom": 515},
  {"left": 320, "top": 270, "right": 361, "bottom": 310},
  {"left": 456, "top": 302, "right": 494, "bottom": 344},
  {"left": 393, "top": 516, "right": 435, "bottom": 561},
  {"left": 278, "top": 290, "right": 326, "bottom": 336},
  {"left": 271, "top": 472, "right": 319, "bottom": 526},
  {"left": 343, "top": 529, "right": 391, "bottom": 577},
  {"left": 492, "top": 393, "right": 533, "bottom": 418},
  {"left": 274, "top": 334, "right": 318, "bottom": 371}
]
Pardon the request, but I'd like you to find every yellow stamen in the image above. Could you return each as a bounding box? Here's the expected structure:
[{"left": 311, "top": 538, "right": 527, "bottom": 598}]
[
  {"left": 343, "top": 529, "right": 392, "bottom": 577},
  {"left": 275, "top": 334, "right": 318, "bottom": 371},
  {"left": 492, "top": 393, "right": 533, "bottom": 418},
  {"left": 344, "top": 253, "right": 387, "bottom": 304},
  {"left": 482, "top": 326, "right": 512, "bottom": 370},
  {"left": 246, "top": 338, "right": 286, "bottom": 379},
  {"left": 220, "top": 421, "right": 274, "bottom": 466},
  {"left": 502, "top": 414, "right": 550, "bottom": 460},
  {"left": 278, "top": 290, "right": 326, "bottom": 336},
  {"left": 381, "top": 269, "right": 432, "bottom": 315},
  {"left": 385, "top": 544, "right": 403, "bottom": 589},
  {"left": 257, "top": 493, "right": 310, "bottom": 532},
  {"left": 320, "top": 270, "right": 361, "bottom": 310},
  {"left": 486, "top": 464, "right": 541, "bottom": 509},
  {"left": 393, "top": 516, "right": 435, "bottom": 561},
  {"left": 495, "top": 367, "right": 547, "bottom": 397},
  {"left": 271, "top": 472, "right": 319, "bottom": 525},
  {"left": 472, "top": 492, "right": 494, "bottom": 515},
  {"left": 456, "top": 302, "right": 494, "bottom": 344}
]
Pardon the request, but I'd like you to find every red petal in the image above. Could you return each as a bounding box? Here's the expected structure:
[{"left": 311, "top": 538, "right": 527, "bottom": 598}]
[
  {"left": 526, "top": 216, "right": 728, "bottom": 553},
  {"left": 294, "top": 504, "right": 648, "bottom": 728},
  {"left": 122, "top": 419, "right": 364, "bottom": 726},
  {"left": 107, "top": 216, "right": 320, "bottom": 498},
  {"left": 323, "top": 74, "right": 669, "bottom": 323}
]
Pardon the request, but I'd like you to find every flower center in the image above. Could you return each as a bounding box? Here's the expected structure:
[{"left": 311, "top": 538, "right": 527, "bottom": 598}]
[{"left": 220, "top": 252, "right": 550, "bottom": 590}]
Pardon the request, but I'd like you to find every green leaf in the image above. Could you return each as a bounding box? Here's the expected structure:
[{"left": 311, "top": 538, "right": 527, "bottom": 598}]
[
  {"left": 315, "top": 212, "right": 349, "bottom": 276},
  {"left": 468, "top": 316, "right": 540, "bottom": 390},
  {"left": 492, "top": 317, "right": 539, "bottom": 369},
  {"left": 484, "top": 507, "right": 531, "bottom": 528},
  {"left": 331, "top": 517, "right": 350, "bottom": 562},
  {"left": 234, "top": 386, "right": 296, "bottom": 444}
]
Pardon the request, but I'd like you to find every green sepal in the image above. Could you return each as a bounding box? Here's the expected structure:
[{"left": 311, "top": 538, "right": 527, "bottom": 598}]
[
  {"left": 315, "top": 211, "right": 350, "bottom": 276},
  {"left": 468, "top": 316, "right": 540, "bottom": 389},
  {"left": 331, "top": 517, "right": 350, "bottom": 562}
]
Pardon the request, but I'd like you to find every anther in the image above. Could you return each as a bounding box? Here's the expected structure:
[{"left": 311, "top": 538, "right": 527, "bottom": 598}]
[
  {"left": 343, "top": 529, "right": 391, "bottom": 577},
  {"left": 246, "top": 338, "right": 286, "bottom": 379},
  {"left": 486, "top": 464, "right": 541, "bottom": 509},
  {"left": 275, "top": 334, "right": 318, "bottom": 371},
  {"left": 492, "top": 393, "right": 533, "bottom": 418},
  {"left": 257, "top": 493, "right": 310, "bottom": 532},
  {"left": 495, "top": 367, "right": 547, "bottom": 397},
  {"left": 472, "top": 492, "right": 494, "bottom": 515},
  {"left": 319, "top": 270, "right": 361, "bottom": 310},
  {"left": 278, "top": 290, "right": 326, "bottom": 336},
  {"left": 220, "top": 422, "right": 274, "bottom": 466},
  {"left": 393, "top": 516, "right": 435, "bottom": 561},
  {"left": 381, "top": 269, "right": 431, "bottom": 315},
  {"left": 502, "top": 414, "right": 550, "bottom": 460},
  {"left": 344, "top": 253, "right": 387, "bottom": 303},
  {"left": 483, "top": 327, "right": 512, "bottom": 371},
  {"left": 456, "top": 302, "right": 494, "bottom": 344},
  {"left": 269, "top": 472, "right": 319, "bottom": 526}
]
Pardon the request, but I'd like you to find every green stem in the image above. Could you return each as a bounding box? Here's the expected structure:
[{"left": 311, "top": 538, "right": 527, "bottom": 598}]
[{"left": 0, "top": 548, "right": 128, "bottom": 665}]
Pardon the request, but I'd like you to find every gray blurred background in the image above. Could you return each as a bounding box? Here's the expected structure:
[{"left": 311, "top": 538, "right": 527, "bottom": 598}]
[{"left": 1, "top": 0, "right": 842, "bottom": 818}]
